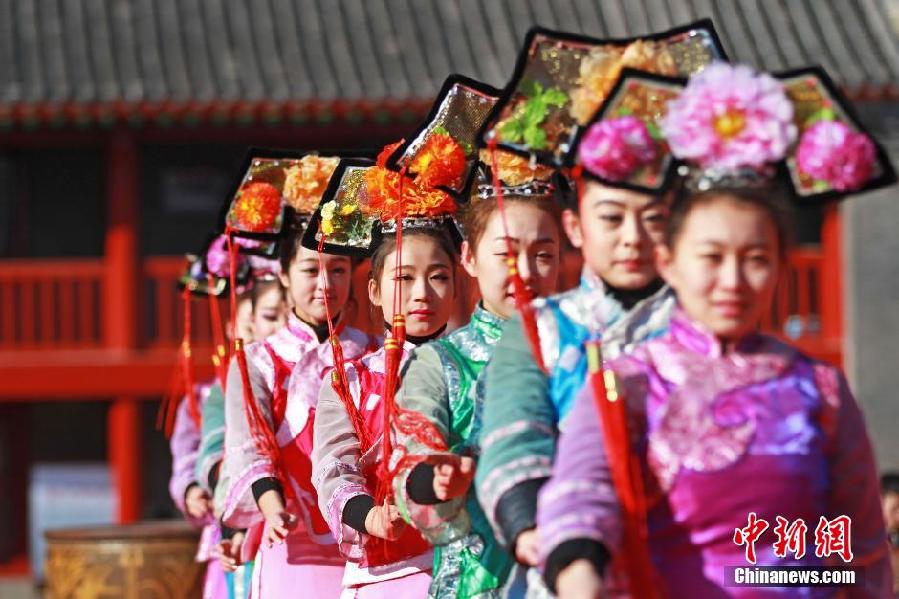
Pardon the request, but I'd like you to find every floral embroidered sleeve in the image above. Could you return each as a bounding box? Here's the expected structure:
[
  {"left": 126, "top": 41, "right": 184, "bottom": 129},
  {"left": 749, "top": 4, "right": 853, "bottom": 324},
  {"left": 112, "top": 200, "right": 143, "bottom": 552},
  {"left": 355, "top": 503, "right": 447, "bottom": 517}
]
[
  {"left": 221, "top": 350, "right": 276, "bottom": 529},
  {"left": 536, "top": 377, "right": 622, "bottom": 588},
  {"left": 477, "top": 315, "right": 555, "bottom": 546},
  {"left": 817, "top": 365, "right": 893, "bottom": 596},
  {"left": 312, "top": 366, "right": 372, "bottom": 560},
  {"left": 169, "top": 396, "right": 205, "bottom": 526},
  {"left": 195, "top": 383, "right": 225, "bottom": 495},
  {"left": 392, "top": 344, "right": 468, "bottom": 545}
]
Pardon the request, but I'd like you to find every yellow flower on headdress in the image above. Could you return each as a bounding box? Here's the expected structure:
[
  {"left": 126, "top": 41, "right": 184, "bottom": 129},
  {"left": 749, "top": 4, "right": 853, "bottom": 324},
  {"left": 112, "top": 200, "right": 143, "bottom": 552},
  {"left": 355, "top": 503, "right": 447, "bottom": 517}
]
[
  {"left": 479, "top": 149, "right": 553, "bottom": 187},
  {"left": 320, "top": 200, "right": 338, "bottom": 221},
  {"left": 363, "top": 139, "right": 458, "bottom": 221},
  {"left": 409, "top": 130, "right": 467, "bottom": 189},
  {"left": 569, "top": 40, "right": 677, "bottom": 124},
  {"left": 282, "top": 156, "right": 341, "bottom": 213}
]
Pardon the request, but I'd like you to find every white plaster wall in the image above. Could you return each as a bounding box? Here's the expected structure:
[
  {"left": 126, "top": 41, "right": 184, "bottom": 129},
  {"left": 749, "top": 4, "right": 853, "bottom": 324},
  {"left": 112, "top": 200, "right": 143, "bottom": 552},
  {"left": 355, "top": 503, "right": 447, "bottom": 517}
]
[{"left": 844, "top": 140, "right": 899, "bottom": 472}]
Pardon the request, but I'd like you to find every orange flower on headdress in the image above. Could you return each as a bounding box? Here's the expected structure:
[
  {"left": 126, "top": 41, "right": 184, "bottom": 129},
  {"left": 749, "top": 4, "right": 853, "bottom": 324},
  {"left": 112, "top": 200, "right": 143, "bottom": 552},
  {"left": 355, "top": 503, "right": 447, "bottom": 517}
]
[
  {"left": 569, "top": 40, "right": 677, "bottom": 124},
  {"left": 282, "top": 156, "right": 340, "bottom": 214},
  {"left": 363, "top": 139, "right": 458, "bottom": 221},
  {"left": 376, "top": 141, "right": 405, "bottom": 169},
  {"left": 479, "top": 149, "right": 553, "bottom": 187},
  {"left": 408, "top": 130, "right": 466, "bottom": 189},
  {"left": 364, "top": 169, "right": 456, "bottom": 221},
  {"left": 232, "top": 181, "right": 281, "bottom": 232}
]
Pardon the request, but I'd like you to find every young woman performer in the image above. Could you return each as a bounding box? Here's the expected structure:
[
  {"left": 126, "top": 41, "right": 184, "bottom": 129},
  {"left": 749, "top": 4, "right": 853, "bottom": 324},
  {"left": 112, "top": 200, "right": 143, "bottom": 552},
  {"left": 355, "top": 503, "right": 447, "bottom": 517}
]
[
  {"left": 221, "top": 154, "right": 377, "bottom": 598},
  {"left": 168, "top": 238, "right": 259, "bottom": 599},
  {"left": 311, "top": 219, "right": 457, "bottom": 597},
  {"left": 197, "top": 272, "right": 287, "bottom": 598},
  {"left": 538, "top": 62, "right": 895, "bottom": 598},
  {"left": 391, "top": 154, "right": 563, "bottom": 598},
  {"left": 477, "top": 27, "right": 725, "bottom": 573}
]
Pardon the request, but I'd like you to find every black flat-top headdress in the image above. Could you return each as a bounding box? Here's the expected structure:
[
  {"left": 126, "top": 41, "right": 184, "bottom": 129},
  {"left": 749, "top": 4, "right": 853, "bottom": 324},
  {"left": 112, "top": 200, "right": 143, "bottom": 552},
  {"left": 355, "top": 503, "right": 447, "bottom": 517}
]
[
  {"left": 567, "top": 63, "right": 896, "bottom": 202},
  {"left": 178, "top": 251, "right": 229, "bottom": 299},
  {"left": 387, "top": 74, "right": 502, "bottom": 196},
  {"left": 297, "top": 77, "right": 505, "bottom": 542},
  {"left": 178, "top": 233, "right": 255, "bottom": 298},
  {"left": 302, "top": 75, "right": 502, "bottom": 257},
  {"left": 477, "top": 19, "right": 727, "bottom": 168},
  {"left": 220, "top": 148, "right": 361, "bottom": 257}
]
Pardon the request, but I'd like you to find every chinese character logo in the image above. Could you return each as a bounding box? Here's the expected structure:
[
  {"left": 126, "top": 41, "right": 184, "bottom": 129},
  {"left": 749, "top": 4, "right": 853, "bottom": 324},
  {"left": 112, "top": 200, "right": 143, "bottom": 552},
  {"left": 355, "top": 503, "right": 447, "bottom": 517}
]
[
  {"left": 814, "top": 515, "right": 854, "bottom": 563},
  {"left": 733, "top": 513, "right": 853, "bottom": 564},
  {"left": 772, "top": 516, "right": 808, "bottom": 559},
  {"left": 733, "top": 512, "right": 770, "bottom": 565}
]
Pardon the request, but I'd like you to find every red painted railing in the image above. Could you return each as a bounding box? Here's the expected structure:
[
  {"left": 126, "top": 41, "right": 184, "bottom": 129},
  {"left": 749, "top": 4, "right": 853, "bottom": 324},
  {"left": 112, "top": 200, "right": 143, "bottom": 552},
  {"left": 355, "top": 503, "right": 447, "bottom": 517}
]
[
  {"left": 761, "top": 246, "right": 824, "bottom": 338},
  {"left": 0, "top": 256, "right": 215, "bottom": 351},
  {"left": 0, "top": 258, "right": 104, "bottom": 350},
  {"left": 0, "top": 250, "right": 836, "bottom": 356},
  {"left": 142, "top": 257, "right": 215, "bottom": 349}
]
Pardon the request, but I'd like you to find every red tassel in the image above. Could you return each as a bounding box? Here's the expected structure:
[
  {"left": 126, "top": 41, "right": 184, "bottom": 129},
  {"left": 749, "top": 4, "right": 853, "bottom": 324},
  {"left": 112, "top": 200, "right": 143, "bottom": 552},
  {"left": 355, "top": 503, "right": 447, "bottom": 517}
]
[
  {"left": 314, "top": 230, "right": 373, "bottom": 455},
  {"left": 391, "top": 170, "right": 406, "bottom": 325},
  {"left": 234, "top": 338, "right": 293, "bottom": 499},
  {"left": 373, "top": 174, "right": 449, "bottom": 555},
  {"left": 183, "top": 286, "right": 201, "bottom": 429},
  {"left": 487, "top": 140, "right": 547, "bottom": 373},
  {"left": 225, "top": 228, "right": 240, "bottom": 344},
  {"left": 158, "top": 286, "right": 200, "bottom": 437},
  {"left": 586, "top": 341, "right": 657, "bottom": 599},
  {"left": 328, "top": 332, "right": 373, "bottom": 452},
  {"left": 378, "top": 317, "right": 404, "bottom": 482},
  {"left": 375, "top": 169, "right": 410, "bottom": 504},
  {"left": 379, "top": 165, "right": 454, "bottom": 502},
  {"left": 379, "top": 172, "right": 407, "bottom": 482},
  {"left": 329, "top": 359, "right": 374, "bottom": 452},
  {"left": 207, "top": 275, "right": 229, "bottom": 392}
]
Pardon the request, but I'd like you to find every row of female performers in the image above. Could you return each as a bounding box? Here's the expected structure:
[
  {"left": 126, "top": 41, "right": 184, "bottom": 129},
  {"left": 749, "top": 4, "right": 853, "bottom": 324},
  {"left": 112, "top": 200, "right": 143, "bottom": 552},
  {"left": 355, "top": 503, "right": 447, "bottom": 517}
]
[{"left": 168, "top": 157, "right": 889, "bottom": 598}]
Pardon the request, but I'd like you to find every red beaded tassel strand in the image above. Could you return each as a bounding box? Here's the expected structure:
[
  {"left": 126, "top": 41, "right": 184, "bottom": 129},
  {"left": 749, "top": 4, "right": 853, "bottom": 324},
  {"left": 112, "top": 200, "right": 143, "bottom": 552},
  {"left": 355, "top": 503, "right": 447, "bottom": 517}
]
[
  {"left": 158, "top": 285, "right": 200, "bottom": 437},
  {"left": 586, "top": 341, "right": 657, "bottom": 599},
  {"left": 316, "top": 233, "right": 371, "bottom": 450},
  {"left": 207, "top": 274, "right": 229, "bottom": 392},
  {"left": 487, "top": 139, "right": 547, "bottom": 372},
  {"left": 226, "top": 227, "right": 290, "bottom": 495}
]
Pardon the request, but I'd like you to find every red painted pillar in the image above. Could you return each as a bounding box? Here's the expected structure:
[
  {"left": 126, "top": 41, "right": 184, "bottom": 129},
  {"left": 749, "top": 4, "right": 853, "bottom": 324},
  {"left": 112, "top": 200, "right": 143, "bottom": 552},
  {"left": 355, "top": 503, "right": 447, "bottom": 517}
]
[
  {"left": 820, "top": 204, "right": 843, "bottom": 365},
  {"left": 103, "top": 131, "right": 142, "bottom": 523}
]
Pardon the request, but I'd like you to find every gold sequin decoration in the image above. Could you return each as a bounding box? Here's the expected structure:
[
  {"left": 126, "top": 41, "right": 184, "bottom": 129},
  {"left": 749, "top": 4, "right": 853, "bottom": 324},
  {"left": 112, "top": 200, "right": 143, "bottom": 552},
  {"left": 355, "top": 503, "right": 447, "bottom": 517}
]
[
  {"left": 396, "top": 84, "right": 498, "bottom": 193},
  {"left": 490, "top": 27, "right": 721, "bottom": 161}
]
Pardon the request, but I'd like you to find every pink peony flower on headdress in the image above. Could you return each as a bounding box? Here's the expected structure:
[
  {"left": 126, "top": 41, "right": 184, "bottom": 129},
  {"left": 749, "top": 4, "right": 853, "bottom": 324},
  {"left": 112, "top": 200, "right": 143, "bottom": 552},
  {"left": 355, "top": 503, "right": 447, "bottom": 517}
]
[
  {"left": 578, "top": 116, "right": 657, "bottom": 182},
  {"left": 797, "top": 120, "right": 876, "bottom": 191},
  {"left": 205, "top": 235, "right": 231, "bottom": 277},
  {"left": 662, "top": 62, "right": 796, "bottom": 170},
  {"left": 234, "top": 237, "right": 264, "bottom": 251},
  {"left": 205, "top": 234, "right": 248, "bottom": 278},
  {"left": 248, "top": 255, "right": 281, "bottom": 280}
]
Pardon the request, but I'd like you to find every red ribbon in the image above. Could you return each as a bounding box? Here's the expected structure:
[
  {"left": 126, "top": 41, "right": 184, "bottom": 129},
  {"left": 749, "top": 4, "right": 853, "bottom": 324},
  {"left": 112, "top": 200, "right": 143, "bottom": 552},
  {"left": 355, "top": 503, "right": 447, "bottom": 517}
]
[
  {"left": 586, "top": 340, "right": 657, "bottom": 598},
  {"left": 486, "top": 139, "right": 547, "bottom": 372}
]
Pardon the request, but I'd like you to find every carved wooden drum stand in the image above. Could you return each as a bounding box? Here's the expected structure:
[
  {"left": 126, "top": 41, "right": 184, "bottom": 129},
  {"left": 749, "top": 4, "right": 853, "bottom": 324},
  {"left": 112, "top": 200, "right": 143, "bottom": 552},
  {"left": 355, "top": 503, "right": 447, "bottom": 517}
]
[{"left": 45, "top": 521, "right": 203, "bottom": 599}]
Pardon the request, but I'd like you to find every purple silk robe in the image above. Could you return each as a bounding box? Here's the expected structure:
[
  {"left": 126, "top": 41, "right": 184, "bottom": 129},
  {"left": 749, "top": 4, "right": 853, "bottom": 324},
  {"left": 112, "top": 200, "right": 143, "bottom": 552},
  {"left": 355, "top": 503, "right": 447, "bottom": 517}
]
[
  {"left": 168, "top": 382, "right": 227, "bottom": 598},
  {"left": 537, "top": 312, "right": 891, "bottom": 598}
]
